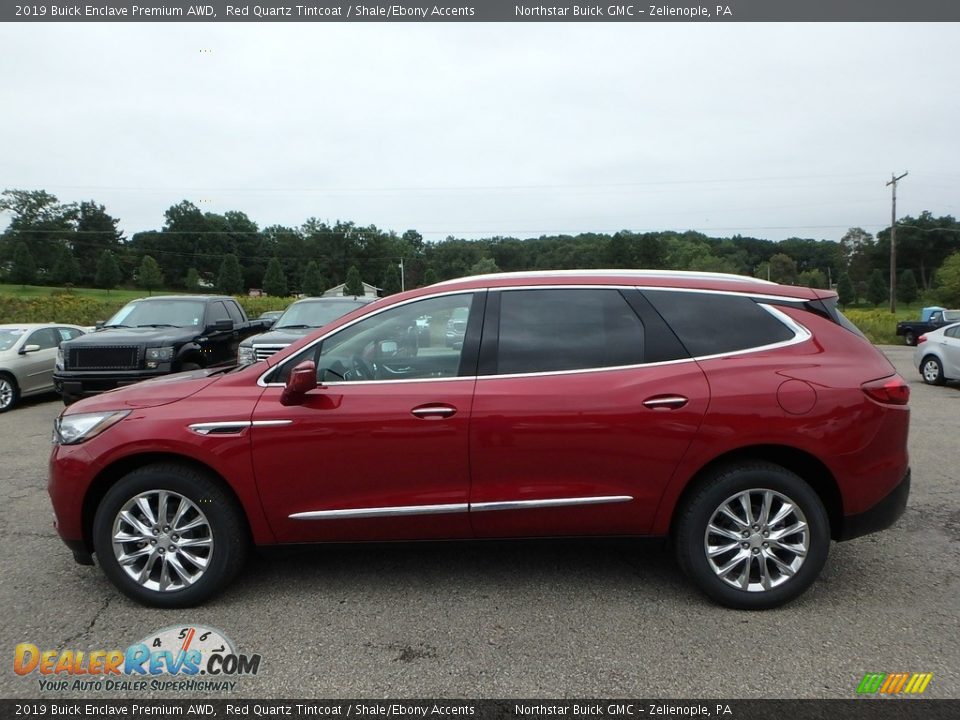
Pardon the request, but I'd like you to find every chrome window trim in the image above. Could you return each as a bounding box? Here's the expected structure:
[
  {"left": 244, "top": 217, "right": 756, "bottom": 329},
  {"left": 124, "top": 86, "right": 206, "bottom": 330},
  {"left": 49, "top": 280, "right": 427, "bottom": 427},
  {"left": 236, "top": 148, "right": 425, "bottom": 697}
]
[
  {"left": 259, "top": 285, "right": 812, "bottom": 387},
  {"left": 288, "top": 495, "right": 634, "bottom": 520}
]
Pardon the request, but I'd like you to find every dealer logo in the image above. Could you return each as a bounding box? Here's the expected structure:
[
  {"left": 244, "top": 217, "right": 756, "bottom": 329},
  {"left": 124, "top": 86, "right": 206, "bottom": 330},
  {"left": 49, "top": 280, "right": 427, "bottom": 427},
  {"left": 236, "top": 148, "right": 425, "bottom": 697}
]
[{"left": 14, "top": 624, "right": 262, "bottom": 692}]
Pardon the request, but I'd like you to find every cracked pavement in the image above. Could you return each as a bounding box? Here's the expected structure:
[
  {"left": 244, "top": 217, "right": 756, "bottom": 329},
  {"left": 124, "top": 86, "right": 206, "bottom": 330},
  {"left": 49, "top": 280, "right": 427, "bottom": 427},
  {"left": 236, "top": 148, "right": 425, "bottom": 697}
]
[{"left": 1, "top": 346, "right": 958, "bottom": 698}]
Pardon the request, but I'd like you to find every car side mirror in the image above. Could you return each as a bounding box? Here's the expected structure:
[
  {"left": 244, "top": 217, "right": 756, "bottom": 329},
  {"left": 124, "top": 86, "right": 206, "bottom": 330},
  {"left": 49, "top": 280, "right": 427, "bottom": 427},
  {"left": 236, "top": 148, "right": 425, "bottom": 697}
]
[
  {"left": 281, "top": 360, "right": 318, "bottom": 406},
  {"left": 19, "top": 344, "right": 41, "bottom": 355},
  {"left": 95, "top": 320, "right": 105, "bottom": 330},
  {"left": 210, "top": 319, "right": 234, "bottom": 332}
]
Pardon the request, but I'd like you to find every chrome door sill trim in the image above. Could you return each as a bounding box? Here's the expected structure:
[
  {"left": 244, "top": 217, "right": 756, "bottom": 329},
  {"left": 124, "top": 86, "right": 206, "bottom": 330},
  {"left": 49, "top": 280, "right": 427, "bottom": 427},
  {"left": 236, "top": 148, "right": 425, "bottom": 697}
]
[
  {"left": 288, "top": 495, "right": 633, "bottom": 520},
  {"left": 469, "top": 495, "right": 633, "bottom": 512},
  {"left": 290, "top": 503, "right": 469, "bottom": 520}
]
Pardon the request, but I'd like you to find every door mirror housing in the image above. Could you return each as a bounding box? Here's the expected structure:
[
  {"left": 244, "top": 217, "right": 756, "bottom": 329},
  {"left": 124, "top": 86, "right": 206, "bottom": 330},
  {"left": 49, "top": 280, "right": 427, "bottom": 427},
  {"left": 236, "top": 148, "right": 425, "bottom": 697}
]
[
  {"left": 95, "top": 320, "right": 105, "bottom": 330},
  {"left": 210, "top": 319, "right": 234, "bottom": 332},
  {"left": 19, "top": 344, "right": 41, "bottom": 355},
  {"left": 281, "top": 360, "right": 318, "bottom": 405}
]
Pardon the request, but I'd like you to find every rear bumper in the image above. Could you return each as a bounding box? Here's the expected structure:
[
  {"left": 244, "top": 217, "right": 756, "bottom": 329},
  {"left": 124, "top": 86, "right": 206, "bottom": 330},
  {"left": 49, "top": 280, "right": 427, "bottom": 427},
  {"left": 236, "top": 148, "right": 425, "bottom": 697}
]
[{"left": 838, "top": 468, "right": 911, "bottom": 541}]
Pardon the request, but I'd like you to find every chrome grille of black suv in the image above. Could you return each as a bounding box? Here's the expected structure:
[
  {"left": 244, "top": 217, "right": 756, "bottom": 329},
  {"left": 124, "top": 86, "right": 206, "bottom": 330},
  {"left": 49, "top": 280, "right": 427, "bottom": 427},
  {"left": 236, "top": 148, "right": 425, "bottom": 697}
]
[{"left": 67, "top": 345, "right": 142, "bottom": 370}]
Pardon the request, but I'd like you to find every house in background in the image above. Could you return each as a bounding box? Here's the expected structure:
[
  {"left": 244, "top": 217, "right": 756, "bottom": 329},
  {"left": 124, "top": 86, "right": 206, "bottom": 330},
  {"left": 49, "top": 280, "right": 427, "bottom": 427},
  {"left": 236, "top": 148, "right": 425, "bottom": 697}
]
[{"left": 322, "top": 282, "right": 381, "bottom": 298}]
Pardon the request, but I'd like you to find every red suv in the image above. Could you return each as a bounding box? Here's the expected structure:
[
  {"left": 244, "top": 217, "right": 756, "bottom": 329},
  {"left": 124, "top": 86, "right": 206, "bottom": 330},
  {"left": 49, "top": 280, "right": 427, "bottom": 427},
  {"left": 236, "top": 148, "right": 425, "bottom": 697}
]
[{"left": 48, "top": 271, "right": 911, "bottom": 609}]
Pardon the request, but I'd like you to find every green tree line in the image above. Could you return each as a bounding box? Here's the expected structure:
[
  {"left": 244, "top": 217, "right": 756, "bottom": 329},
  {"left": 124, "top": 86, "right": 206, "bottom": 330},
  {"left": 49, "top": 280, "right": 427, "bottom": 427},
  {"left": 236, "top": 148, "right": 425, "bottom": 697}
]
[{"left": 2, "top": 188, "right": 960, "bottom": 305}]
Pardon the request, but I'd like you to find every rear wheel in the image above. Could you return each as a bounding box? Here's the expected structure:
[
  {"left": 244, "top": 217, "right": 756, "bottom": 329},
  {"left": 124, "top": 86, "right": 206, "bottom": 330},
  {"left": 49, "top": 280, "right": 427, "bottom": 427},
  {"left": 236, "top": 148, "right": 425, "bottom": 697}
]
[
  {"left": 92, "top": 464, "right": 248, "bottom": 607},
  {"left": 674, "top": 462, "right": 830, "bottom": 610},
  {"left": 904, "top": 331, "right": 916, "bottom": 346},
  {"left": 0, "top": 374, "right": 20, "bottom": 413},
  {"left": 921, "top": 355, "right": 945, "bottom": 385}
]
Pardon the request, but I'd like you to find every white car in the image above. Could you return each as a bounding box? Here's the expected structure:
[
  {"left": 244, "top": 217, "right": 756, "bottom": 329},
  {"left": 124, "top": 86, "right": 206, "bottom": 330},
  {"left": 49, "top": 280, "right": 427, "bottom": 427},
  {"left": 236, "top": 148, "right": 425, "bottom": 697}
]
[
  {"left": 0, "top": 323, "right": 87, "bottom": 412},
  {"left": 914, "top": 322, "right": 960, "bottom": 385}
]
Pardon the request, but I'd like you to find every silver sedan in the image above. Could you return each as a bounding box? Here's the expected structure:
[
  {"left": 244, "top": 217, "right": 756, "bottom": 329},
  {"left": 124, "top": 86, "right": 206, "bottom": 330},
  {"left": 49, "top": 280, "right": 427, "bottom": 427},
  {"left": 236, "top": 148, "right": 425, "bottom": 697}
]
[
  {"left": 0, "top": 324, "right": 86, "bottom": 412},
  {"left": 914, "top": 322, "right": 960, "bottom": 385}
]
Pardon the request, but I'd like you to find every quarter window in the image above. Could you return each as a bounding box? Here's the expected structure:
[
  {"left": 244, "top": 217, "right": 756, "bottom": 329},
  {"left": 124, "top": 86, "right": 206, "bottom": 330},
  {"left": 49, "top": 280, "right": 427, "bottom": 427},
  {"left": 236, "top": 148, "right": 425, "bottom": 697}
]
[
  {"left": 495, "top": 289, "right": 645, "bottom": 375},
  {"left": 643, "top": 290, "right": 796, "bottom": 357}
]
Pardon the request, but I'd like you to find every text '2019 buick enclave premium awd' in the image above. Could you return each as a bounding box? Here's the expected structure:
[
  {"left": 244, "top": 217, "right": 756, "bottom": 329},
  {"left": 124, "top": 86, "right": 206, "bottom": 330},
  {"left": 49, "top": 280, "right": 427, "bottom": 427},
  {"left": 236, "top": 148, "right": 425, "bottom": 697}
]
[{"left": 48, "top": 271, "right": 910, "bottom": 609}]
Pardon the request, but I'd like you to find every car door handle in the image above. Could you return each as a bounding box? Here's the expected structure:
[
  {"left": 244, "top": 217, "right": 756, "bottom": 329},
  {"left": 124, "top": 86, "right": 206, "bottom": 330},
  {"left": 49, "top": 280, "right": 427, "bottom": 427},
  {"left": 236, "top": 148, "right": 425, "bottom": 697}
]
[
  {"left": 643, "top": 395, "right": 689, "bottom": 410},
  {"left": 411, "top": 404, "right": 457, "bottom": 419}
]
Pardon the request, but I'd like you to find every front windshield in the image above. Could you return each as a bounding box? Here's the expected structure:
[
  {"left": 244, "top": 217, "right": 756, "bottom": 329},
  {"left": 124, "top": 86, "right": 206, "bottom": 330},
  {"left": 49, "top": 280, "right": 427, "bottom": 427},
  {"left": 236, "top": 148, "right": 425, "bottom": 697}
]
[
  {"left": 275, "top": 301, "right": 367, "bottom": 329},
  {"left": 107, "top": 300, "right": 206, "bottom": 328},
  {"left": 0, "top": 329, "right": 27, "bottom": 352}
]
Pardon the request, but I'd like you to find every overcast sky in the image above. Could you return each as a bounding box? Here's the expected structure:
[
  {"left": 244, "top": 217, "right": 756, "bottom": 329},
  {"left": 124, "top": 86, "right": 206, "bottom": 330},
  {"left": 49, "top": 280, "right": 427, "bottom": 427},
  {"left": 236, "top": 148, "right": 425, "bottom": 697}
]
[{"left": 1, "top": 22, "right": 958, "bottom": 243}]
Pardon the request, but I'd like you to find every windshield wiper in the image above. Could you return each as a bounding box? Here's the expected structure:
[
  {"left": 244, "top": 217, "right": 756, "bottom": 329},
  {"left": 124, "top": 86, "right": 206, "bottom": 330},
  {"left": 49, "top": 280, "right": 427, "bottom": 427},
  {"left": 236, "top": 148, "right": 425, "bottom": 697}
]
[
  {"left": 275, "top": 324, "right": 314, "bottom": 329},
  {"left": 137, "top": 323, "right": 179, "bottom": 328},
  {"left": 100, "top": 324, "right": 131, "bottom": 329}
]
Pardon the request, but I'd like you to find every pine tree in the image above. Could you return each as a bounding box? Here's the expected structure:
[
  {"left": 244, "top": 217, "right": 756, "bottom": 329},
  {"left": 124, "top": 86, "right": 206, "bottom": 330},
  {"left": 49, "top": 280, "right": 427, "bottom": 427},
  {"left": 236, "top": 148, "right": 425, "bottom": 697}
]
[
  {"left": 262, "top": 257, "right": 288, "bottom": 297},
  {"left": 51, "top": 245, "right": 79, "bottom": 286},
  {"left": 381, "top": 263, "right": 402, "bottom": 296},
  {"left": 301, "top": 261, "right": 326, "bottom": 297},
  {"left": 217, "top": 254, "right": 243, "bottom": 295},
  {"left": 898, "top": 269, "right": 918, "bottom": 305},
  {"left": 184, "top": 268, "right": 201, "bottom": 292},
  {"left": 10, "top": 242, "right": 37, "bottom": 286},
  {"left": 343, "top": 265, "right": 363, "bottom": 296},
  {"left": 137, "top": 255, "right": 163, "bottom": 295},
  {"left": 423, "top": 268, "right": 439, "bottom": 286},
  {"left": 94, "top": 250, "right": 121, "bottom": 292},
  {"left": 836, "top": 273, "right": 854, "bottom": 307},
  {"left": 867, "top": 269, "right": 888, "bottom": 307}
]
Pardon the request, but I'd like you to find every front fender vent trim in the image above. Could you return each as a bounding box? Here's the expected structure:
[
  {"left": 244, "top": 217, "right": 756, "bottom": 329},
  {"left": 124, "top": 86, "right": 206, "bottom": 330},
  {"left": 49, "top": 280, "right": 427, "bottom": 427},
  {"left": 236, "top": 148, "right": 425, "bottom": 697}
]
[{"left": 188, "top": 420, "right": 292, "bottom": 435}]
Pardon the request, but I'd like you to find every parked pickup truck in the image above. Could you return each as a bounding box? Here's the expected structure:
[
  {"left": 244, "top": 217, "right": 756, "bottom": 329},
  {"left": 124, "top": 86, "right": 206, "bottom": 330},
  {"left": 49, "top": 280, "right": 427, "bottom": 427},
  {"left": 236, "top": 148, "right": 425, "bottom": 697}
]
[
  {"left": 896, "top": 308, "right": 960, "bottom": 346},
  {"left": 54, "top": 295, "right": 270, "bottom": 404}
]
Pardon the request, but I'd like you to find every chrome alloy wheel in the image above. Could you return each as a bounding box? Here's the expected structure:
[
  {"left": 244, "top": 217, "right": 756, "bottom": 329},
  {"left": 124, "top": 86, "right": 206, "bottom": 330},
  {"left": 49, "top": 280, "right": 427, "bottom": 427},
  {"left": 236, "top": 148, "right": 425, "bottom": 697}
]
[
  {"left": 923, "top": 359, "right": 941, "bottom": 384},
  {"left": 0, "top": 378, "right": 13, "bottom": 410},
  {"left": 112, "top": 490, "right": 214, "bottom": 592},
  {"left": 703, "top": 488, "right": 809, "bottom": 592}
]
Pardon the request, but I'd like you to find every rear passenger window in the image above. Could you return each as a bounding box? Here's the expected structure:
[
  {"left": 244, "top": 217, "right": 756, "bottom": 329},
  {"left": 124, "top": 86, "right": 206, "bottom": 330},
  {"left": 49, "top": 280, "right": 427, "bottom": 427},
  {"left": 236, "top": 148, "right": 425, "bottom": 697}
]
[
  {"left": 643, "top": 290, "right": 795, "bottom": 357},
  {"left": 496, "top": 289, "right": 644, "bottom": 374},
  {"left": 225, "top": 301, "right": 244, "bottom": 325}
]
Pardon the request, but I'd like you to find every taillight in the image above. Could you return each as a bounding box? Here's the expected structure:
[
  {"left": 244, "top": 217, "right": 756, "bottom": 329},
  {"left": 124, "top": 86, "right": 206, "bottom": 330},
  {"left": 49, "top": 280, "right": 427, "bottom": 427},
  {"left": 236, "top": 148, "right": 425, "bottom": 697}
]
[
  {"left": 917, "top": 335, "right": 927, "bottom": 344},
  {"left": 861, "top": 376, "right": 910, "bottom": 406}
]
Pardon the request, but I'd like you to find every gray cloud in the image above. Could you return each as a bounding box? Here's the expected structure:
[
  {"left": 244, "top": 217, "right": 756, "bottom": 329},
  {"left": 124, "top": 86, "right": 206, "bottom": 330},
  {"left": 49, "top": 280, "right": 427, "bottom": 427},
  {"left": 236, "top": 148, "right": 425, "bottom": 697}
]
[{"left": 1, "top": 22, "right": 957, "bottom": 241}]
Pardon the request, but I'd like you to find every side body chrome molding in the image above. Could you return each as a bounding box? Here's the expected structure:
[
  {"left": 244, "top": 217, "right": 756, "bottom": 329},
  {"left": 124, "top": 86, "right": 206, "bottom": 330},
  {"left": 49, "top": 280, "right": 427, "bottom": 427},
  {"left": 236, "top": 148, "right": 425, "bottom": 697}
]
[
  {"left": 188, "top": 420, "right": 292, "bottom": 435},
  {"left": 289, "top": 495, "right": 632, "bottom": 520}
]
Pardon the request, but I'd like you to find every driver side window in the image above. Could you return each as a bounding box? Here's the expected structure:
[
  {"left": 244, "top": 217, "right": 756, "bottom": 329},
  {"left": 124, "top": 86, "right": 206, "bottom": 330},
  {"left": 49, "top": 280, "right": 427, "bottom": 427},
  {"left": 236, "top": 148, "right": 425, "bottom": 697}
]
[{"left": 277, "top": 293, "right": 476, "bottom": 383}]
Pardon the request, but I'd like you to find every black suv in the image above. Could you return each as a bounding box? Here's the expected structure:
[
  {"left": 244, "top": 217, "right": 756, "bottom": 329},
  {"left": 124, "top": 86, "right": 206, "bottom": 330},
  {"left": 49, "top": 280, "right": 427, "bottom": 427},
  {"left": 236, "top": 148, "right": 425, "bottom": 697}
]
[{"left": 55, "top": 295, "right": 269, "bottom": 403}]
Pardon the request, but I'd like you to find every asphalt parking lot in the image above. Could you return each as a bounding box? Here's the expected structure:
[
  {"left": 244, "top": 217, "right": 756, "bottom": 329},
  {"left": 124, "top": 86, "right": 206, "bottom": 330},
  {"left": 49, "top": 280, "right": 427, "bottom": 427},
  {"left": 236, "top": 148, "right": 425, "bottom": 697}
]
[{"left": 1, "top": 345, "right": 957, "bottom": 699}]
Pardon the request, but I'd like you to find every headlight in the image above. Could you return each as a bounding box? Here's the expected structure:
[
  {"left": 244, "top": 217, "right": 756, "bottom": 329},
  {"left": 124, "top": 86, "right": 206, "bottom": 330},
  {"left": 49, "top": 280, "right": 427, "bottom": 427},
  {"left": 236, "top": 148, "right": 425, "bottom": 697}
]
[
  {"left": 56, "top": 346, "right": 64, "bottom": 370},
  {"left": 54, "top": 411, "right": 130, "bottom": 445},
  {"left": 145, "top": 346, "right": 175, "bottom": 362},
  {"left": 238, "top": 345, "right": 255, "bottom": 365}
]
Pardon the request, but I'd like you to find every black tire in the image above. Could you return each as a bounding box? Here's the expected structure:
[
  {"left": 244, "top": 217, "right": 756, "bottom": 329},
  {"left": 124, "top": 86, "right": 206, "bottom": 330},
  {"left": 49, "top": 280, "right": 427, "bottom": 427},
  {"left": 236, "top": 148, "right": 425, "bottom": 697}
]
[
  {"left": 674, "top": 461, "right": 830, "bottom": 610},
  {"left": 920, "top": 355, "right": 945, "bottom": 386},
  {"left": 179, "top": 362, "right": 202, "bottom": 372},
  {"left": 92, "top": 463, "right": 248, "bottom": 607},
  {"left": 0, "top": 373, "right": 20, "bottom": 413},
  {"left": 904, "top": 331, "right": 916, "bottom": 346},
  {"left": 62, "top": 393, "right": 79, "bottom": 407}
]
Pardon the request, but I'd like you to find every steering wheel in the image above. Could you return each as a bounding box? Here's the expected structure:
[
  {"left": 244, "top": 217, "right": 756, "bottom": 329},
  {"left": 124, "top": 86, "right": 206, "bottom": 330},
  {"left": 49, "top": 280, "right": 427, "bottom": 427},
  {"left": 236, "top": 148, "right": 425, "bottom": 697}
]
[{"left": 351, "top": 355, "right": 376, "bottom": 381}]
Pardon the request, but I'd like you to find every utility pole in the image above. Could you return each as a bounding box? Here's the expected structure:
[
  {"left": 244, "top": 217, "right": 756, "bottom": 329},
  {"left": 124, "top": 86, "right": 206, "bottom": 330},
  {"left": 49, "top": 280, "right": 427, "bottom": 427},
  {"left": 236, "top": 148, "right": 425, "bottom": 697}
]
[
  {"left": 398, "top": 257, "right": 405, "bottom": 292},
  {"left": 886, "top": 171, "right": 908, "bottom": 313}
]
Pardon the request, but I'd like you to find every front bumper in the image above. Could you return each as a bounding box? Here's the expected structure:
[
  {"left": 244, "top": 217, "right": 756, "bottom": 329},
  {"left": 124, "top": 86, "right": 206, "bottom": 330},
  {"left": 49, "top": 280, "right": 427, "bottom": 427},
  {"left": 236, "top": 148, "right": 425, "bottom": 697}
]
[
  {"left": 838, "top": 468, "right": 911, "bottom": 541},
  {"left": 54, "top": 369, "right": 168, "bottom": 397}
]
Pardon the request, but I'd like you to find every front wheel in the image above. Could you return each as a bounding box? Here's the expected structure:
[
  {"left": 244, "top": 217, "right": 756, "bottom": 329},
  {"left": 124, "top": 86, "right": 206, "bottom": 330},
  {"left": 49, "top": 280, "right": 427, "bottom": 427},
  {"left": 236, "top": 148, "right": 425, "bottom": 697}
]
[
  {"left": 92, "top": 464, "right": 248, "bottom": 607},
  {"left": 0, "top": 374, "right": 20, "bottom": 413},
  {"left": 674, "top": 462, "right": 830, "bottom": 610},
  {"left": 921, "top": 355, "right": 945, "bottom": 385}
]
